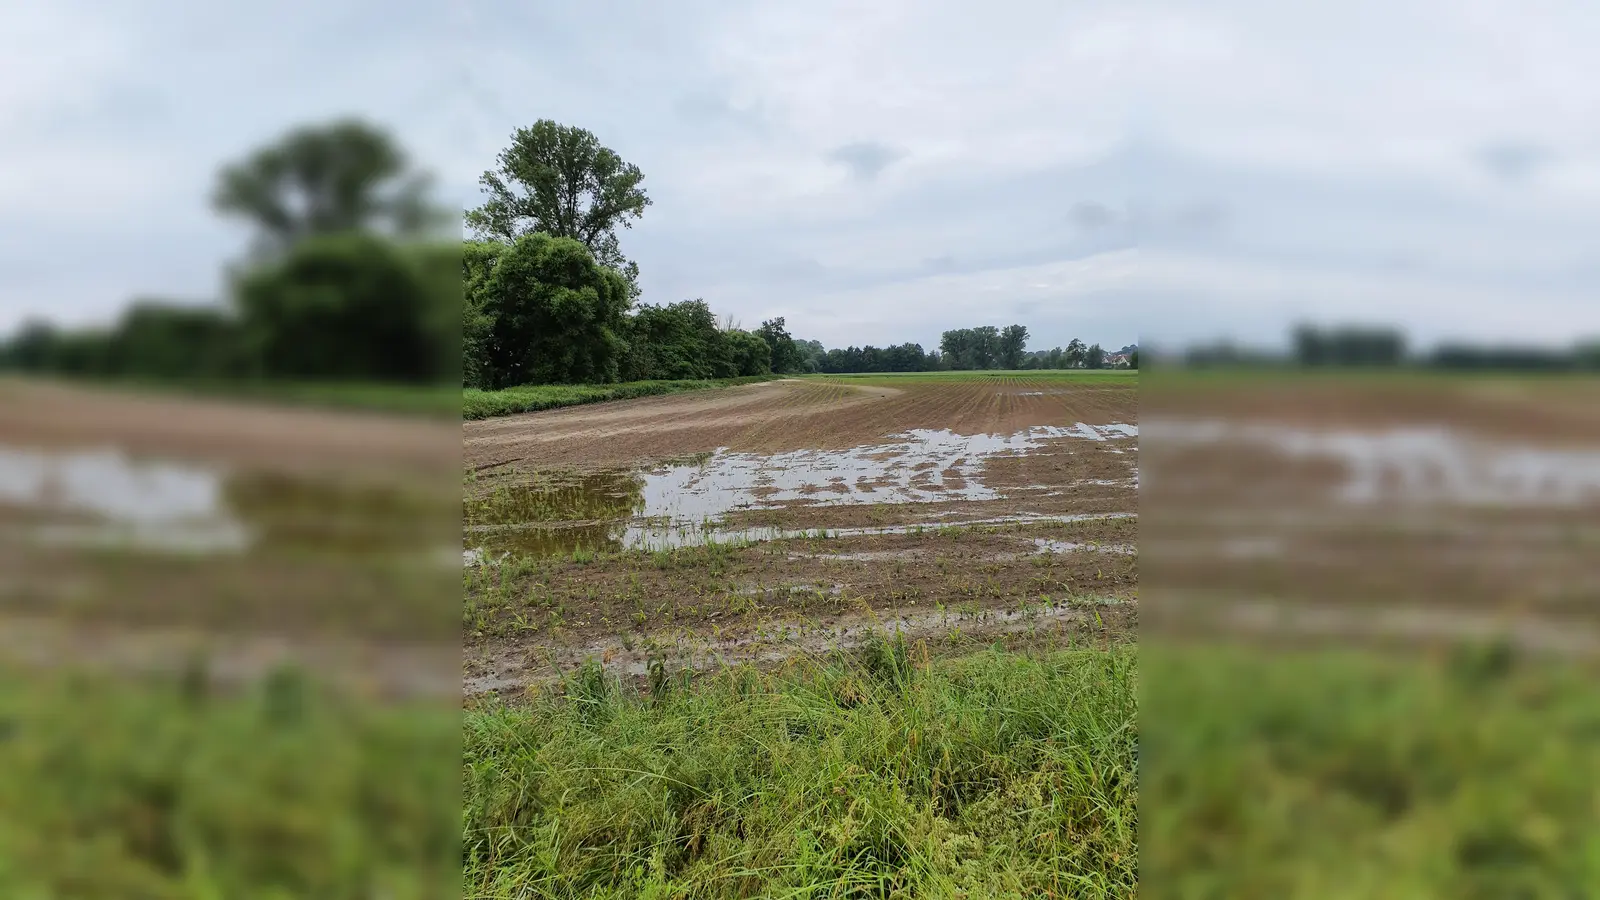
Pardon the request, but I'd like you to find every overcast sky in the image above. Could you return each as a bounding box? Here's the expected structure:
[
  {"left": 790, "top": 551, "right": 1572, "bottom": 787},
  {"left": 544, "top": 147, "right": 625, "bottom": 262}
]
[{"left": 5, "top": 0, "right": 1599, "bottom": 351}]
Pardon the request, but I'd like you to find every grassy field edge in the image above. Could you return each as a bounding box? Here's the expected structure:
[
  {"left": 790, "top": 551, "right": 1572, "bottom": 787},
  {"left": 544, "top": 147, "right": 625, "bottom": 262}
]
[
  {"left": 463, "top": 376, "right": 778, "bottom": 420},
  {"left": 1, "top": 373, "right": 465, "bottom": 419}
]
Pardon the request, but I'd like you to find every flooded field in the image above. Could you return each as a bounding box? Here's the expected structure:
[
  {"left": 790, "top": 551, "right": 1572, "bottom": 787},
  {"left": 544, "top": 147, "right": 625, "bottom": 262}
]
[
  {"left": 1142, "top": 374, "right": 1600, "bottom": 650},
  {"left": 461, "top": 373, "right": 1140, "bottom": 694},
  {"left": 0, "top": 378, "right": 461, "bottom": 694},
  {"left": 466, "top": 422, "right": 1137, "bottom": 555}
]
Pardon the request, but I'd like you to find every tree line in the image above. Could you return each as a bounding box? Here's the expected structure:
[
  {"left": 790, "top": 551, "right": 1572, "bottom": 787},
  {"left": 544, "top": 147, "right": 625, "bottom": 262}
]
[
  {"left": 460, "top": 121, "right": 791, "bottom": 388},
  {"left": 457, "top": 120, "right": 1133, "bottom": 384},
  {"left": 1171, "top": 324, "right": 1600, "bottom": 370},
  {"left": 776, "top": 330, "right": 1136, "bottom": 375},
  {"left": 462, "top": 231, "right": 777, "bottom": 388},
  {"left": 0, "top": 116, "right": 1133, "bottom": 389},
  {"left": 0, "top": 120, "right": 457, "bottom": 385}
]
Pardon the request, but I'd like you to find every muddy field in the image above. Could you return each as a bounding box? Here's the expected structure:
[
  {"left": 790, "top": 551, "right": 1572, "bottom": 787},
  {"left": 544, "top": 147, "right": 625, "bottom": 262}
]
[
  {"left": 462, "top": 374, "right": 1140, "bottom": 695},
  {"left": 0, "top": 377, "right": 462, "bottom": 696},
  {"left": 465, "top": 377, "right": 1136, "bottom": 470},
  {"left": 1141, "top": 372, "right": 1600, "bottom": 654}
]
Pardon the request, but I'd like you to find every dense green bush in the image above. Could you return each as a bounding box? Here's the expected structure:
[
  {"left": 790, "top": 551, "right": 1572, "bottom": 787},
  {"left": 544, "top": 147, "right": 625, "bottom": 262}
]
[
  {"left": 471, "top": 234, "right": 631, "bottom": 389},
  {"left": 235, "top": 233, "right": 454, "bottom": 383},
  {"left": 726, "top": 328, "right": 773, "bottom": 376},
  {"left": 1, "top": 305, "right": 246, "bottom": 380},
  {"left": 624, "top": 299, "right": 733, "bottom": 380},
  {"left": 107, "top": 302, "right": 248, "bottom": 379}
]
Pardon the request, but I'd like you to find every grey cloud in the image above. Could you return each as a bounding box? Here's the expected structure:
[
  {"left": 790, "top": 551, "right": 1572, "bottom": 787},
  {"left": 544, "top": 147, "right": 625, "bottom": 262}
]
[
  {"left": 1167, "top": 200, "right": 1228, "bottom": 234},
  {"left": 1476, "top": 141, "right": 1553, "bottom": 181},
  {"left": 827, "top": 141, "right": 906, "bottom": 180},
  {"left": 1069, "top": 201, "right": 1118, "bottom": 230},
  {"left": 672, "top": 89, "right": 764, "bottom": 129},
  {"left": 760, "top": 258, "right": 830, "bottom": 284}
]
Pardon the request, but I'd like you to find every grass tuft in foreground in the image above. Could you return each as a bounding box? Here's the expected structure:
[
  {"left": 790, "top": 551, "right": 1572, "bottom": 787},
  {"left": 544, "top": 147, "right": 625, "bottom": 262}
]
[
  {"left": 463, "top": 376, "right": 777, "bottom": 420},
  {"left": 464, "top": 640, "right": 1137, "bottom": 899}
]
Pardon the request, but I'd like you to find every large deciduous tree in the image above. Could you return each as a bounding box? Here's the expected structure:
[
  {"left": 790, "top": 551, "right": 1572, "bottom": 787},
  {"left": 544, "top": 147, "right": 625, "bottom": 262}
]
[
  {"left": 1085, "top": 343, "right": 1107, "bottom": 370},
  {"left": 999, "top": 324, "right": 1029, "bottom": 369},
  {"left": 939, "top": 329, "right": 972, "bottom": 370},
  {"left": 970, "top": 326, "right": 1001, "bottom": 369},
  {"left": 1066, "top": 338, "right": 1087, "bottom": 368},
  {"left": 755, "top": 317, "right": 804, "bottom": 373},
  {"left": 212, "top": 118, "right": 440, "bottom": 259},
  {"left": 466, "top": 121, "right": 651, "bottom": 297}
]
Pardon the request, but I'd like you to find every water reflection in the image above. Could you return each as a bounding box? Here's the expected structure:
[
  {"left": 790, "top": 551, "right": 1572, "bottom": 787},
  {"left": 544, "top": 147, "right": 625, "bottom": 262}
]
[
  {"left": 0, "top": 445, "right": 226, "bottom": 524},
  {"left": 465, "top": 425, "right": 1140, "bottom": 557},
  {"left": 463, "top": 512, "right": 1138, "bottom": 566},
  {"left": 0, "top": 444, "right": 243, "bottom": 552},
  {"left": 1146, "top": 418, "right": 1600, "bottom": 507},
  {"left": 0, "top": 443, "right": 454, "bottom": 558},
  {"left": 465, "top": 469, "right": 646, "bottom": 526},
  {"left": 225, "top": 470, "right": 455, "bottom": 557}
]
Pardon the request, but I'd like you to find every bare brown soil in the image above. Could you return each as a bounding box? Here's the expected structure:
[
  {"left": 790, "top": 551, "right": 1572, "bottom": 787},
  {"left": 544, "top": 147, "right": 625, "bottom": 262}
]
[
  {"left": 0, "top": 377, "right": 458, "bottom": 473},
  {"left": 464, "top": 518, "right": 1138, "bottom": 694},
  {"left": 1142, "top": 374, "right": 1600, "bottom": 654},
  {"left": 464, "top": 378, "right": 1138, "bottom": 472},
  {"left": 1144, "top": 375, "right": 1600, "bottom": 443}
]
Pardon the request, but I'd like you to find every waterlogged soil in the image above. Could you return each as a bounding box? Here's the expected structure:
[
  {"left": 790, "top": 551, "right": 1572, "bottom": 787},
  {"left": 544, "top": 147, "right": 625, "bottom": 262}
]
[
  {"left": 463, "top": 385, "right": 1139, "bottom": 556},
  {"left": 463, "top": 455, "right": 1137, "bottom": 555},
  {"left": 464, "top": 378, "right": 1138, "bottom": 472},
  {"left": 0, "top": 379, "right": 461, "bottom": 696},
  {"left": 462, "top": 377, "right": 1139, "bottom": 690},
  {"left": 1142, "top": 374, "right": 1600, "bottom": 654},
  {"left": 463, "top": 517, "right": 1138, "bottom": 694}
]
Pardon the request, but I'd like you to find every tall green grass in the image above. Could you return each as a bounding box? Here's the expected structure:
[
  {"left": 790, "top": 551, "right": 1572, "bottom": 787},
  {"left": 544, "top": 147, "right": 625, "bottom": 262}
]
[
  {"left": 463, "top": 376, "right": 777, "bottom": 420},
  {"left": 0, "top": 664, "right": 459, "bottom": 898},
  {"left": 464, "top": 641, "right": 1137, "bottom": 898},
  {"left": 1140, "top": 640, "right": 1600, "bottom": 897}
]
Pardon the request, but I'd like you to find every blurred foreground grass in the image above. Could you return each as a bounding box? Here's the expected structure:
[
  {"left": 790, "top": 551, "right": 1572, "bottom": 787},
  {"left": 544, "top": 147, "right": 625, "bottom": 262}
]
[
  {"left": 0, "top": 664, "right": 459, "bottom": 899},
  {"left": 1141, "top": 641, "right": 1600, "bottom": 898},
  {"left": 464, "top": 641, "right": 1137, "bottom": 899}
]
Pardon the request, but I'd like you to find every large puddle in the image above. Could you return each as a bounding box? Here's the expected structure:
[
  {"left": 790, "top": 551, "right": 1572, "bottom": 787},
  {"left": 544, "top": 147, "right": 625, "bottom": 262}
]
[
  {"left": 465, "top": 424, "right": 1138, "bottom": 557},
  {"left": 1145, "top": 418, "right": 1600, "bottom": 508},
  {"left": 0, "top": 443, "right": 455, "bottom": 559},
  {"left": 0, "top": 446, "right": 247, "bottom": 553}
]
